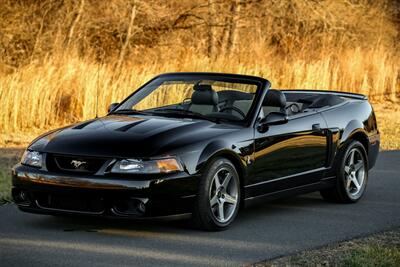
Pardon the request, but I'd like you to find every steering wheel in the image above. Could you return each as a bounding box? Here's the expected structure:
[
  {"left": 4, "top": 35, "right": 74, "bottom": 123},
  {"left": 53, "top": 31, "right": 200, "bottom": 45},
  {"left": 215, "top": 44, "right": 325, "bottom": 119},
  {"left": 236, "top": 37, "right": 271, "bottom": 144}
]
[
  {"left": 219, "top": 106, "right": 246, "bottom": 119},
  {"left": 285, "top": 103, "right": 301, "bottom": 114}
]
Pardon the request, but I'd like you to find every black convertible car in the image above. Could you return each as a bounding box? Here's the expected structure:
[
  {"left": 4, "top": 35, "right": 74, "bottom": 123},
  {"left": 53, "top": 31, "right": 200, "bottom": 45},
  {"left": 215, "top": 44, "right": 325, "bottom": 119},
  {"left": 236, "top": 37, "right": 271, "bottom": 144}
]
[{"left": 12, "top": 72, "right": 380, "bottom": 230}]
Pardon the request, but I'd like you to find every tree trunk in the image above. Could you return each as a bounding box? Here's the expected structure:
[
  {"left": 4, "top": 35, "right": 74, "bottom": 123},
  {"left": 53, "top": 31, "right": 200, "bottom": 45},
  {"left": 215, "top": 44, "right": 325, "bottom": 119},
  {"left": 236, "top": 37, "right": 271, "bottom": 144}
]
[
  {"left": 226, "top": 0, "right": 241, "bottom": 56},
  {"left": 116, "top": 4, "right": 136, "bottom": 72},
  {"left": 207, "top": 0, "right": 215, "bottom": 58}
]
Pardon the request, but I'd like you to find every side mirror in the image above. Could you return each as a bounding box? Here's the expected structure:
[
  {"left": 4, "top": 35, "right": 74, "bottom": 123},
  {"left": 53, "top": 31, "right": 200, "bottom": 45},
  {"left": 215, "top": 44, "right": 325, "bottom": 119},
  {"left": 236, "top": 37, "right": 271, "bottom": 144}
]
[
  {"left": 108, "top": 103, "right": 119, "bottom": 113},
  {"left": 257, "top": 112, "right": 288, "bottom": 133}
]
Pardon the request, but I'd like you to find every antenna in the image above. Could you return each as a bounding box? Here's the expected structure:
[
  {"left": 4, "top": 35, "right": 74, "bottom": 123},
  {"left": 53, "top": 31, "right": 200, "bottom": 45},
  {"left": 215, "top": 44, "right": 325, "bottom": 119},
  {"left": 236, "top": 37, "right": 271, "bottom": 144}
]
[{"left": 95, "top": 62, "right": 100, "bottom": 118}]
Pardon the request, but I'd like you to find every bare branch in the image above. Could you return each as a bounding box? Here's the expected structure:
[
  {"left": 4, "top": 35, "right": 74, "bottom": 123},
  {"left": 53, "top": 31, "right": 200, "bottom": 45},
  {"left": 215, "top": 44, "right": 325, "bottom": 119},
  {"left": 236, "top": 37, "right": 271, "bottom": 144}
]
[
  {"left": 66, "top": 0, "right": 85, "bottom": 47},
  {"left": 116, "top": 3, "right": 137, "bottom": 72}
]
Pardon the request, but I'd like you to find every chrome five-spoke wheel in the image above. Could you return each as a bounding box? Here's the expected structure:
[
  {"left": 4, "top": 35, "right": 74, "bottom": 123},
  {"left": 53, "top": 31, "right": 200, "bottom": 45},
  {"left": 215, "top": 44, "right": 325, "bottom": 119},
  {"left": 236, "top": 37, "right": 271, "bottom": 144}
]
[
  {"left": 192, "top": 158, "right": 240, "bottom": 230},
  {"left": 344, "top": 147, "right": 366, "bottom": 197},
  {"left": 209, "top": 168, "right": 239, "bottom": 223}
]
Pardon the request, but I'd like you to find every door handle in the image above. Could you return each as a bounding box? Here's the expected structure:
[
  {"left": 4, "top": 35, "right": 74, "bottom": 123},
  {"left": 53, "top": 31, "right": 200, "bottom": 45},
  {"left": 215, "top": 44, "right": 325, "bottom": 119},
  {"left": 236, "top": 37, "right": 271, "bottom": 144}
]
[{"left": 312, "top": 123, "right": 321, "bottom": 131}]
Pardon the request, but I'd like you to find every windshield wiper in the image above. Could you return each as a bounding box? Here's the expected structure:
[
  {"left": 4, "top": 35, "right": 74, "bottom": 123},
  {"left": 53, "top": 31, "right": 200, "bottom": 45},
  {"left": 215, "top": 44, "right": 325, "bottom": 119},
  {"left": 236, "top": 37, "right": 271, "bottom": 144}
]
[
  {"left": 151, "top": 109, "right": 219, "bottom": 123},
  {"left": 111, "top": 109, "right": 150, "bottom": 115}
]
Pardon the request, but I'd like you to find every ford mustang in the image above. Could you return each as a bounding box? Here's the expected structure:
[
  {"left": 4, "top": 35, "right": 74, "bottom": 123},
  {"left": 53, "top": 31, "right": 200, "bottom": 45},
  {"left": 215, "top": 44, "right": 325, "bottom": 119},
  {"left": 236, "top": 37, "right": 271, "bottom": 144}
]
[{"left": 12, "top": 72, "right": 380, "bottom": 230}]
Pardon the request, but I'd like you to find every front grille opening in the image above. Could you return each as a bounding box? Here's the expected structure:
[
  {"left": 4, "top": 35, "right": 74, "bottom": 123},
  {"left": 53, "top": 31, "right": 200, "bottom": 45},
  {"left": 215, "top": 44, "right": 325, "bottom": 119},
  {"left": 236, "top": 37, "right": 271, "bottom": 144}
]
[
  {"left": 35, "top": 193, "right": 105, "bottom": 214},
  {"left": 46, "top": 154, "right": 108, "bottom": 175}
]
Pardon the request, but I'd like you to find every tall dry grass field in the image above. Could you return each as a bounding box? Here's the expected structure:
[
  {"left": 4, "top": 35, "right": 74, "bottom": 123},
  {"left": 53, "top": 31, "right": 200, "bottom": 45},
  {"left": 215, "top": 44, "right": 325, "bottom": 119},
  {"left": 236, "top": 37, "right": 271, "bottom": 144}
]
[{"left": 0, "top": 0, "right": 399, "bottom": 148}]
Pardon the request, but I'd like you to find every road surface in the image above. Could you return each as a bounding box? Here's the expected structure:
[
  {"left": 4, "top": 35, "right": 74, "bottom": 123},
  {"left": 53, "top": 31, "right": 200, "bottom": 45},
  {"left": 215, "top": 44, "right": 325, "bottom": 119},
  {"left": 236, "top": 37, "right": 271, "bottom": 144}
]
[{"left": 0, "top": 150, "right": 399, "bottom": 266}]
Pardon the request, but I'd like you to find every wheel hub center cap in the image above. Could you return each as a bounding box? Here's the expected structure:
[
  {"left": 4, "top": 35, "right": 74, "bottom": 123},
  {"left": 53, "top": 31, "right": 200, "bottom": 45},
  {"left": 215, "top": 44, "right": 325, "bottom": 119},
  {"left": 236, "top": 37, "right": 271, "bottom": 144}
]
[{"left": 217, "top": 187, "right": 225, "bottom": 202}]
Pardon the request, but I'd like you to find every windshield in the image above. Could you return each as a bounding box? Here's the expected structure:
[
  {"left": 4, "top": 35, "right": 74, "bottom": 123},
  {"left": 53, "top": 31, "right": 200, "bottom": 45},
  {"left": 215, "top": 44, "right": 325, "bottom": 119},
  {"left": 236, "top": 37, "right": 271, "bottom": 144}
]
[{"left": 115, "top": 76, "right": 260, "bottom": 122}]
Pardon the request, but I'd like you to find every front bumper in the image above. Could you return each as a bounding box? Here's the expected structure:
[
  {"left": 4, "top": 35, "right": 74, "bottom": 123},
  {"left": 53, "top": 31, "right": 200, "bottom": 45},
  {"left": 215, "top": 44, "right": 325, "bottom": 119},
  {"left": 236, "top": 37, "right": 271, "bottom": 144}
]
[{"left": 12, "top": 164, "right": 199, "bottom": 219}]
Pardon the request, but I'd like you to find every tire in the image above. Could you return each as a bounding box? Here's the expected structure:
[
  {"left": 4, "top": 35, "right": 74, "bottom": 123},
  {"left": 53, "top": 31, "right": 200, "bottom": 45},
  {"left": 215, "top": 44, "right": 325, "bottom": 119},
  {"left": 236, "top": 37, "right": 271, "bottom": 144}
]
[
  {"left": 320, "top": 140, "right": 368, "bottom": 203},
  {"left": 192, "top": 158, "right": 241, "bottom": 231}
]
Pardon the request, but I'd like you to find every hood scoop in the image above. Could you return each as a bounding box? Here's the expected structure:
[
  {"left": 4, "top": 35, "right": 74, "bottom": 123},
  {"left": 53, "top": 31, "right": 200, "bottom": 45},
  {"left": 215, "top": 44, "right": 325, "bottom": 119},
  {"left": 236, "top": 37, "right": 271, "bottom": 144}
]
[
  {"left": 115, "top": 119, "right": 147, "bottom": 132},
  {"left": 72, "top": 119, "right": 97, "bottom": 130}
]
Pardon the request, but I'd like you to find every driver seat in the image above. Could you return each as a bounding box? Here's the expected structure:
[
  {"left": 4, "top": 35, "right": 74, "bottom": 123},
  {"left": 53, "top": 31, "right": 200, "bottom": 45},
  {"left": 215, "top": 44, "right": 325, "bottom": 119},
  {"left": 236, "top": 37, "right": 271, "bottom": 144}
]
[
  {"left": 189, "top": 84, "right": 219, "bottom": 114},
  {"left": 262, "top": 89, "right": 287, "bottom": 116}
]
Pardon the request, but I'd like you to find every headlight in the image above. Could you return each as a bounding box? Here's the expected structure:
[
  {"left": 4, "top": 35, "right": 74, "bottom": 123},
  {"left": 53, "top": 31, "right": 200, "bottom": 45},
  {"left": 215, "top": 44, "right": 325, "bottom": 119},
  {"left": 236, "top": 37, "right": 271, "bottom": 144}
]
[
  {"left": 111, "top": 158, "right": 183, "bottom": 174},
  {"left": 21, "top": 150, "right": 43, "bottom": 168}
]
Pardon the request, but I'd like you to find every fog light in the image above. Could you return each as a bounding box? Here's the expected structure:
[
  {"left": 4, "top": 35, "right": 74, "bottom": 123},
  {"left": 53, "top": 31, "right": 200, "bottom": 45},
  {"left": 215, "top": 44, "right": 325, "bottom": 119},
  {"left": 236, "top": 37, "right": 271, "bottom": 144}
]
[
  {"left": 138, "top": 201, "right": 146, "bottom": 214},
  {"left": 113, "top": 197, "right": 148, "bottom": 216},
  {"left": 12, "top": 189, "right": 31, "bottom": 206},
  {"left": 19, "top": 191, "right": 28, "bottom": 201}
]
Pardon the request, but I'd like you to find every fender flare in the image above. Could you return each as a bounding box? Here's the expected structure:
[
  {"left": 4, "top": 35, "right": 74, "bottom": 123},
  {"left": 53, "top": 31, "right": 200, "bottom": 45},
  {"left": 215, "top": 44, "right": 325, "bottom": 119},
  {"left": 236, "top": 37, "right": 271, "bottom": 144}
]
[
  {"left": 339, "top": 120, "right": 367, "bottom": 146},
  {"left": 196, "top": 140, "right": 247, "bottom": 178},
  {"left": 336, "top": 120, "right": 369, "bottom": 162}
]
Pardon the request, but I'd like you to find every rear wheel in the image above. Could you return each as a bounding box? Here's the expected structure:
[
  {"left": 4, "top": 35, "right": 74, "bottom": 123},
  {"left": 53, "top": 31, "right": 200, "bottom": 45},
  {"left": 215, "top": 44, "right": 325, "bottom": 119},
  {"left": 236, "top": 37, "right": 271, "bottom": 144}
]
[
  {"left": 320, "top": 140, "right": 368, "bottom": 203},
  {"left": 192, "top": 158, "right": 240, "bottom": 231}
]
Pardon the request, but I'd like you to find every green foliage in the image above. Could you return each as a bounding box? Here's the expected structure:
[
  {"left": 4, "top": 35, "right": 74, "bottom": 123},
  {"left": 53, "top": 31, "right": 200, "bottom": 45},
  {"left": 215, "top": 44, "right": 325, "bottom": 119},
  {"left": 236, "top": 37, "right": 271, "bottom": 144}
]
[
  {"left": 0, "top": 167, "right": 12, "bottom": 203},
  {"left": 341, "top": 246, "right": 400, "bottom": 267}
]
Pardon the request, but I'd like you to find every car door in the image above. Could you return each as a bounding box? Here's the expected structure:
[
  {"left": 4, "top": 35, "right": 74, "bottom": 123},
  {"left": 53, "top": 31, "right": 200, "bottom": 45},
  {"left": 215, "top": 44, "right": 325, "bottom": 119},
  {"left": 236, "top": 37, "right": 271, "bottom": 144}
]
[{"left": 246, "top": 111, "right": 328, "bottom": 198}]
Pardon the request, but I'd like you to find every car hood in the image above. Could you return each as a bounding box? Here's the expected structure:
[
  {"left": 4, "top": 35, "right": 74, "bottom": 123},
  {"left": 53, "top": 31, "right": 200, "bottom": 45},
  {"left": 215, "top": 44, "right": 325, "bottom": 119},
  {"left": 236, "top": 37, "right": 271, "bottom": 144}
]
[{"left": 29, "top": 115, "right": 241, "bottom": 158}]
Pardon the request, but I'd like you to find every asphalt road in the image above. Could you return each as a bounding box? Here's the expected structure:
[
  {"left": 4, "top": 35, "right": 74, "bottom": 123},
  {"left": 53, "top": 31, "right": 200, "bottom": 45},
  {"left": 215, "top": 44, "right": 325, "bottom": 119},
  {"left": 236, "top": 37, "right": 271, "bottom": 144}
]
[{"left": 0, "top": 150, "right": 399, "bottom": 267}]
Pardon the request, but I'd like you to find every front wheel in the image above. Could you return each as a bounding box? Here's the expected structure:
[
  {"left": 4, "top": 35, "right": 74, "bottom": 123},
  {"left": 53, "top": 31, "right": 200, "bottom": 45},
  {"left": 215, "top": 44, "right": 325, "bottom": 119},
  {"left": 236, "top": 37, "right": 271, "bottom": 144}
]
[
  {"left": 192, "top": 158, "right": 241, "bottom": 231},
  {"left": 320, "top": 140, "right": 368, "bottom": 203}
]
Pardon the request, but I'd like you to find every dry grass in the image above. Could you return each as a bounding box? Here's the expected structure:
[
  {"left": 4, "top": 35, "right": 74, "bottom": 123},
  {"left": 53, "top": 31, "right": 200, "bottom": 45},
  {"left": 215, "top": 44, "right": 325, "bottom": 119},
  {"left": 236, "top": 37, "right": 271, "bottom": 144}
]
[
  {"left": 371, "top": 102, "right": 400, "bottom": 150},
  {"left": 0, "top": 48, "right": 398, "bottom": 131},
  {"left": 0, "top": 50, "right": 399, "bottom": 149},
  {"left": 0, "top": 0, "right": 399, "bottom": 148}
]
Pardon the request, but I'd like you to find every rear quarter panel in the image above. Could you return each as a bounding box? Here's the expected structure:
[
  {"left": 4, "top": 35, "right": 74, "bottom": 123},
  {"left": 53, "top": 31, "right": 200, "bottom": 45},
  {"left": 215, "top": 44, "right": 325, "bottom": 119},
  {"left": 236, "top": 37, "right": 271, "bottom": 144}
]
[{"left": 320, "top": 100, "right": 380, "bottom": 173}]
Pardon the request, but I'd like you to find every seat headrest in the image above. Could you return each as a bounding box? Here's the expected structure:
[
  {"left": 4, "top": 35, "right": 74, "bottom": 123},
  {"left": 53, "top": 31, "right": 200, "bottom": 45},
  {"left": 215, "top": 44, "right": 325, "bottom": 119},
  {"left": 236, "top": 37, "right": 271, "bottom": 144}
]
[
  {"left": 191, "top": 89, "right": 219, "bottom": 105},
  {"left": 194, "top": 84, "right": 213, "bottom": 91},
  {"left": 263, "top": 89, "right": 286, "bottom": 108}
]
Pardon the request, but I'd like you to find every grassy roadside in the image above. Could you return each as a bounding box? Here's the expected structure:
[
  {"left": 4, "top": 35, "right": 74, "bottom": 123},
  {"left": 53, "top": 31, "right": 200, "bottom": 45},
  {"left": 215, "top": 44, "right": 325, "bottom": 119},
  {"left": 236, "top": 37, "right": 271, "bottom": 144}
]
[
  {"left": 0, "top": 149, "right": 23, "bottom": 203},
  {"left": 253, "top": 228, "right": 400, "bottom": 267},
  {"left": 0, "top": 168, "right": 12, "bottom": 203}
]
